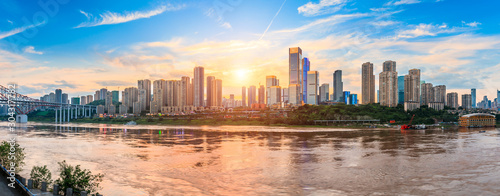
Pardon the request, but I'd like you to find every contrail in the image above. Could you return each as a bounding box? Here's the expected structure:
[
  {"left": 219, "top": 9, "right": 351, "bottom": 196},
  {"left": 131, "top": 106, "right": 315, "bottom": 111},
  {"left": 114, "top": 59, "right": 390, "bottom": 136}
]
[{"left": 259, "top": 0, "right": 287, "bottom": 41}]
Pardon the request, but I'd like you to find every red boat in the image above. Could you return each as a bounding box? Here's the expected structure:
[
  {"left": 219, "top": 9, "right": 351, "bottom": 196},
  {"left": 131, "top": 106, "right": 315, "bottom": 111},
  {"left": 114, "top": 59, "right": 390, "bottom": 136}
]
[{"left": 401, "top": 114, "right": 415, "bottom": 130}]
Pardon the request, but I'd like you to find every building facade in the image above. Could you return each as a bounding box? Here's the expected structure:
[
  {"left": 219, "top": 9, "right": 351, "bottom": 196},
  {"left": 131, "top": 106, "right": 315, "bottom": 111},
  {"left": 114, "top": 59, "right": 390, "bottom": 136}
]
[
  {"left": 138, "top": 79, "right": 151, "bottom": 109},
  {"left": 194, "top": 66, "right": 204, "bottom": 107},
  {"left": 462, "top": 94, "right": 472, "bottom": 110},
  {"left": 404, "top": 69, "right": 421, "bottom": 110},
  {"left": 306, "top": 71, "right": 319, "bottom": 105},
  {"left": 333, "top": 70, "right": 343, "bottom": 102},
  {"left": 446, "top": 92, "right": 459, "bottom": 109},
  {"left": 361, "top": 62, "right": 375, "bottom": 104},
  {"left": 379, "top": 61, "right": 398, "bottom": 107},
  {"left": 289, "top": 47, "right": 303, "bottom": 105},
  {"left": 319, "top": 83, "right": 329, "bottom": 103},
  {"left": 266, "top": 76, "right": 278, "bottom": 106}
]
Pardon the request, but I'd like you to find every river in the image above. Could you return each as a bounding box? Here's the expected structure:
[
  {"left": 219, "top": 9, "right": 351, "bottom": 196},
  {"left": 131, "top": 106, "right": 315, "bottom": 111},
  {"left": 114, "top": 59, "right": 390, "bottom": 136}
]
[{"left": 1, "top": 122, "right": 499, "bottom": 196}]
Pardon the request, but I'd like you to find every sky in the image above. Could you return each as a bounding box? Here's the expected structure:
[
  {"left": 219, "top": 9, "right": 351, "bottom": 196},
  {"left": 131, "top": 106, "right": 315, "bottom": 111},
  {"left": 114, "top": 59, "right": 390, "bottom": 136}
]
[{"left": 1, "top": 0, "right": 500, "bottom": 103}]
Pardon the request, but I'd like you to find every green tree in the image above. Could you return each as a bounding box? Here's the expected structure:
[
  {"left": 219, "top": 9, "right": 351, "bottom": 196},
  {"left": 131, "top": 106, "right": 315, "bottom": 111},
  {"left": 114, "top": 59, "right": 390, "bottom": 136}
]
[
  {"left": 30, "top": 165, "right": 53, "bottom": 189},
  {"left": 55, "top": 160, "right": 104, "bottom": 196},
  {"left": 0, "top": 141, "right": 25, "bottom": 172}
]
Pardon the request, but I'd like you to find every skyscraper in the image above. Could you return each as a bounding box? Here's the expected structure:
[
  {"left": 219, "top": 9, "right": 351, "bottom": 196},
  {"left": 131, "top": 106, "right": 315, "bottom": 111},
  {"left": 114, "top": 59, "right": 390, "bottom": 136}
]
[
  {"left": 100, "top": 88, "right": 108, "bottom": 100},
  {"left": 398, "top": 76, "right": 405, "bottom": 104},
  {"left": 248, "top": 85, "right": 256, "bottom": 106},
  {"left": 138, "top": 79, "right": 151, "bottom": 109},
  {"left": 319, "top": 83, "right": 329, "bottom": 103},
  {"left": 215, "top": 79, "right": 222, "bottom": 107},
  {"left": 80, "top": 96, "right": 87, "bottom": 105},
  {"left": 112, "top": 91, "right": 119, "bottom": 103},
  {"left": 258, "top": 85, "right": 265, "bottom": 104},
  {"left": 105, "top": 91, "right": 113, "bottom": 107},
  {"left": 122, "top": 87, "right": 138, "bottom": 112},
  {"left": 462, "top": 94, "right": 472, "bottom": 110},
  {"left": 181, "top": 76, "right": 192, "bottom": 106},
  {"left": 343, "top": 91, "right": 351, "bottom": 104},
  {"left": 289, "top": 47, "right": 303, "bottom": 105},
  {"left": 151, "top": 80, "right": 166, "bottom": 114},
  {"left": 404, "top": 69, "right": 420, "bottom": 110},
  {"left": 447, "top": 92, "right": 458, "bottom": 109},
  {"left": 242, "top": 86, "right": 247, "bottom": 107},
  {"left": 138, "top": 89, "right": 147, "bottom": 112},
  {"left": 306, "top": 71, "right": 319, "bottom": 105},
  {"left": 206, "top": 76, "right": 215, "bottom": 107},
  {"left": 361, "top": 62, "right": 375, "bottom": 104},
  {"left": 282, "top": 88, "right": 289, "bottom": 104},
  {"left": 379, "top": 61, "right": 398, "bottom": 107},
  {"left": 266, "top": 76, "right": 278, "bottom": 106},
  {"left": 421, "top": 83, "right": 433, "bottom": 105},
  {"left": 333, "top": 70, "right": 343, "bottom": 102},
  {"left": 194, "top": 66, "right": 204, "bottom": 107},
  {"left": 61, "top": 93, "right": 68, "bottom": 104},
  {"left": 471, "top": 88, "right": 476, "bottom": 108},
  {"left": 55, "top": 89, "right": 62, "bottom": 104},
  {"left": 497, "top": 90, "right": 500, "bottom": 104},
  {"left": 433, "top": 85, "right": 446, "bottom": 103},
  {"left": 94, "top": 90, "right": 100, "bottom": 101},
  {"left": 302, "top": 57, "right": 310, "bottom": 102},
  {"left": 269, "top": 86, "right": 282, "bottom": 106},
  {"left": 87, "top": 95, "right": 93, "bottom": 103}
]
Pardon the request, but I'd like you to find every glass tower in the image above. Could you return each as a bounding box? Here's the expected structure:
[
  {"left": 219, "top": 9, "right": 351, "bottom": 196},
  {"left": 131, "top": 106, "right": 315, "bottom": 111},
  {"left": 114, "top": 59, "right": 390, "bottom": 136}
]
[
  {"left": 302, "top": 58, "right": 310, "bottom": 103},
  {"left": 289, "top": 47, "right": 303, "bottom": 105},
  {"left": 398, "top": 76, "right": 404, "bottom": 104},
  {"left": 471, "top": 88, "right": 476, "bottom": 108}
]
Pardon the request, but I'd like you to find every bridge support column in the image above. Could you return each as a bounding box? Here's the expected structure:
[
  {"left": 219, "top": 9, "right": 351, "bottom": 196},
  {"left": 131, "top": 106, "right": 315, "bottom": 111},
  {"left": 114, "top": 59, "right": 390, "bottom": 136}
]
[
  {"left": 67, "top": 107, "right": 70, "bottom": 122},
  {"left": 59, "top": 107, "right": 62, "bottom": 124},
  {"left": 76, "top": 106, "right": 79, "bottom": 119},
  {"left": 55, "top": 109, "right": 58, "bottom": 124}
]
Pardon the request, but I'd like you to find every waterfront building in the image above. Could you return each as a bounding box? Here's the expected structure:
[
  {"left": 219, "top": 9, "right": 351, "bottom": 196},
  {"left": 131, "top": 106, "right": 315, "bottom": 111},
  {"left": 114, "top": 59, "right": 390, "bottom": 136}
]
[
  {"left": 349, "top": 94, "right": 358, "bottom": 105},
  {"left": 307, "top": 71, "right": 319, "bottom": 105},
  {"left": 87, "top": 95, "right": 93, "bottom": 103},
  {"left": 94, "top": 90, "right": 100, "bottom": 101},
  {"left": 242, "top": 86, "right": 247, "bottom": 107},
  {"left": 447, "top": 92, "right": 459, "bottom": 109},
  {"left": 112, "top": 91, "right": 119, "bottom": 103},
  {"left": 462, "top": 94, "right": 472, "bottom": 110},
  {"left": 398, "top": 76, "right": 405, "bottom": 104},
  {"left": 105, "top": 91, "right": 113, "bottom": 107},
  {"left": 55, "top": 89, "right": 62, "bottom": 104},
  {"left": 108, "top": 105, "right": 116, "bottom": 115},
  {"left": 215, "top": 79, "right": 222, "bottom": 107},
  {"left": 459, "top": 113, "right": 496, "bottom": 127},
  {"left": 248, "top": 85, "right": 257, "bottom": 106},
  {"left": 80, "top": 96, "right": 87, "bottom": 105},
  {"left": 100, "top": 88, "right": 108, "bottom": 100},
  {"left": 71, "top": 97, "right": 80, "bottom": 105},
  {"left": 471, "top": 88, "right": 476, "bottom": 108},
  {"left": 289, "top": 47, "right": 303, "bottom": 105},
  {"left": 319, "top": 83, "right": 329, "bottom": 103},
  {"left": 123, "top": 87, "right": 139, "bottom": 112},
  {"left": 269, "top": 86, "right": 282, "bottom": 106},
  {"left": 266, "top": 76, "right": 279, "bottom": 105},
  {"left": 97, "top": 105, "right": 105, "bottom": 115},
  {"left": 379, "top": 61, "right": 398, "bottom": 107},
  {"left": 282, "top": 87, "right": 289, "bottom": 104},
  {"left": 207, "top": 76, "right": 215, "bottom": 107},
  {"left": 258, "top": 85, "right": 265, "bottom": 104},
  {"left": 62, "top": 93, "right": 68, "bottom": 104},
  {"left": 138, "top": 79, "right": 151, "bottom": 109},
  {"left": 429, "top": 102, "right": 445, "bottom": 111},
  {"left": 194, "top": 66, "right": 204, "bottom": 107},
  {"left": 133, "top": 102, "right": 141, "bottom": 115},
  {"left": 181, "top": 76, "right": 192, "bottom": 106},
  {"left": 404, "top": 69, "right": 421, "bottom": 110},
  {"left": 333, "top": 70, "right": 343, "bottom": 102},
  {"left": 343, "top": 91, "right": 351, "bottom": 105},
  {"left": 138, "top": 89, "right": 147, "bottom": 112},
  {"left": 302, "top": 58, "right": 310, "bottom": 102},
  {"left": 119, "top": 105, "right": 127, "bottom": 115},
  {"left": 497, "top": 90, "right": 500, "bottom": 105},
  {"left": 421, "top": 83, "right": 433, "bottom": 105},
  {"left": 361, "top": 62, "right": 375, "bottom": 104}
]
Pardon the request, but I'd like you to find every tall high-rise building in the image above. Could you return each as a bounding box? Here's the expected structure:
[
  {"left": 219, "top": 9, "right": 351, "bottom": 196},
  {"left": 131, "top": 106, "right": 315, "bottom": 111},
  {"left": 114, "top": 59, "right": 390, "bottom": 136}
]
[
  {"left": 80, "top": 96, "right": 87, "bottom": 105},
  {"left": 383, "top": 60, "right": 396, "bottom": 72},
  {"left": 471, "top": 88, "right": 476, "bottom": 108},
  {"left": 433, "top": 85, "right": 446, "bottom": 103},
  {"left": 306, "top": 71, "right": 319, "bottom": 105},
  {"left": 462, "top": 94, "right": 472, "bottom": 110},
  {"left": 319, "top": 83, "right": 329, "bottom": 103},
  {"left": 248, "top": 85, "right": 256, "bottom": 106},
  {"left": 138, "top": 89, "right": 147, "bottom": 112},
  {"left": 194, "top": 66, "right": 204, "bottom": 107},
  {"left": 100, "top": 88, "right": 108, "bottom": 100},
  {"left": 404, "top": 69, "right": 420, "bottom": 110},
  {"left": 379, "top": 61, "right": 398, "bottom": 107},
  {"left": 343, "top": 91, "right": 351, "bottom": 104},
  {"left": 138, "top": 80, "right": 151, "bottom": 109},
  {"left": 497, "top": 90, "right": 500, "bottom": 104},
  {"left": 421, "top": 83, "right": 433, "bottom": 105},
  {"left": 242, "top": 86, "right": 247, "bottom": 107},
  {"left": 258, "top": 85, "right": 265, "bottom": 104},
  {"left": 87, "top": 95, "right": 93, "bottom": 103},
  {"left": 361, "top": 62, "right": 375, "bottom": 104},
  {"left": 447, "top": 92, "right": 458, "bottom": 109},
  {"left": 94, "top": 90, "right": 100, "bottom": 101},
  {"left": 61, "top": 93, "right": 68, "bottom": 104},
  {"left": 105, "top": 91, "right": 113, "bottom": 107},
  {"left": 55, "top": 89, "right": 62, "bottom": 104},
  {"left": 289, "top": 47, "right": 303, "bottom": 105},
  {"left": 398, "top": 76, "right": 405, "bottom": 104},
  {"left": 151, "top": 80, "right": 166, "bottom": 114},
  {"left": 266, "top": 76, "right": 278, "bottom": 105},
  {"left": 122, "top": 87, "right": 138, "bottom": 111},
  {"left": 269, "top": 86, "right": 281, "bottom": 106},
  {"left": 112, "top": 91, "right": 119, "bottom": 103},
  {"left": 302, "top": 58, "right": 310, "bottom": 102},
  {"left": 181, "top": 76, "right": 192, "bottom": 106},
  {"left": 71, "top": 97, "right": 80, "bottom": 105},
  {"left": 206, "top": 76, "right": 215, "bottom": 107},
  {"left": 282, "top": 88, "right": 289, "bottom": 104},
  {"left": 215, "top": 79, "right": 222, "bottom": 107},
  {"left": 350, "top": 94, "right": 358, "bottom": 105},
  {"left": 333, "top": 70, "right": 343, "bottom": 102}
]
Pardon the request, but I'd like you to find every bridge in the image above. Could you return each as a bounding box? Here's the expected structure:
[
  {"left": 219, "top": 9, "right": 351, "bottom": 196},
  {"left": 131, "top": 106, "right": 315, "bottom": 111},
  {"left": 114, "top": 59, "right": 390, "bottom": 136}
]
[{"left": 0, "top": 84, "right": 97, "bottom": 123}]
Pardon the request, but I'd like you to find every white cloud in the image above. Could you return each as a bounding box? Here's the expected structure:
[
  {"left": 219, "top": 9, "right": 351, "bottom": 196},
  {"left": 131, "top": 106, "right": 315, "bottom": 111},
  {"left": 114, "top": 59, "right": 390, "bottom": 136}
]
[
  {"left": 385, "top": 0, "right": 421, "bottom": 6},
  {"left": 24, "top": 46, "right": 43, "bottom": 55},
  {"left": 6, "top": 20, "right": 13, "bottom": 25},
  {"left": 370, "top": 20, "right": 399, "bottom": 27},
  {"left": 298, "top": 0, "right": 348, "bottom": 16},
  {"left": 0, "top": 22, "right": 45, "bottom": 40},
  {"left": 462, "top": 21, "right": 481, "bottom": 27},
  {"left": 397, "top": 23, "right": 460, "bottom": 38},
  {"left": 221, "top": 22, "right": 232, "bottom": 29},
  {"left": 75, "top": 4, "right": 184, "bottom": 28}
]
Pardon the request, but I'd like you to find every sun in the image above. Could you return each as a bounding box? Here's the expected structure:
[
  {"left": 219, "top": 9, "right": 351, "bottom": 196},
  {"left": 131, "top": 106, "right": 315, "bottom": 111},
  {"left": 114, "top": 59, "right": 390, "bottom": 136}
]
[{"left": 235, "top": 69, "right": 248, "bottom": 80}]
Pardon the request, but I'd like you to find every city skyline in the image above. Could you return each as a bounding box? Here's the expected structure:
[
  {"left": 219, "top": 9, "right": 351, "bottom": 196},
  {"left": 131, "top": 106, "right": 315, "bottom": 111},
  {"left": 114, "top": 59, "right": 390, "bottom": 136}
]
[{"left": 1, "top": 0, "right": 500, "bottom": 100}]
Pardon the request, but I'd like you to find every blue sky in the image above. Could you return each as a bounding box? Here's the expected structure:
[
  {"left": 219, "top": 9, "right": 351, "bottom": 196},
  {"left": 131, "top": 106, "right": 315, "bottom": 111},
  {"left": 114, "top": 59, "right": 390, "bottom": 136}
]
[{"left": 0, "top": 0, "right": 499, "bottom": 101}]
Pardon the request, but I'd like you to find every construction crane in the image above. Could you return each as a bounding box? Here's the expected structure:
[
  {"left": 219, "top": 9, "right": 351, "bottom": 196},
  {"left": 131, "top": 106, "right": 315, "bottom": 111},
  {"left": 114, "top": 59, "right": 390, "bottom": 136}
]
[{"left": 401, "top": 114, "right": 415, "bottom": 130}]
